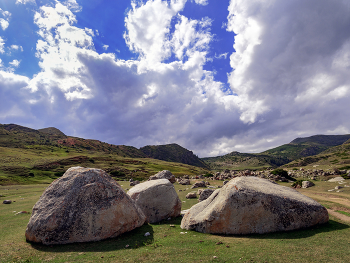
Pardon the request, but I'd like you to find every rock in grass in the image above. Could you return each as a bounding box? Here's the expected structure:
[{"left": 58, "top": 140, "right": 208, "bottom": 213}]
[
  {"left": 198, "top": 189, "right": 215, "bottom": 202},
  {"left": 181, "top": 176, "right": 328, "bottom": 235},
  {"left": 25, "top": 167, "right": 146, "bottom": 245},
  {"left": 302, "top": 181, "right": 315, "bottom": 188},
  {"left": 127, "top": 179, "right": 181, "bottom": 223},
  {"left": 3, "top": 200, "right": 12, "bottom": 204},
  {"left": 149, "top": 170, "right": 176, "bottom": 183},
  {"left": 186, "top": 192, "right": 197, "bottom": 199}
]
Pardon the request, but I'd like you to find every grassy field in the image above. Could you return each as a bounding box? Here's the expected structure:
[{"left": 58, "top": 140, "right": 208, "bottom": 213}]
[{"left": 1, "top": 179, "right": 350, "bottom": 263}]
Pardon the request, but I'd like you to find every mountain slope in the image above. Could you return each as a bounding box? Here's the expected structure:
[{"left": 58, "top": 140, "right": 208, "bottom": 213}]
[{"left": 140, "top": 143, "right": 208, "bottom": 168}]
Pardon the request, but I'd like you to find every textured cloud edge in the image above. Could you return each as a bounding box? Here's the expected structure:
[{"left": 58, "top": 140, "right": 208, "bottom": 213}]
[{"left": 1, "top": 0, "right": 350, "bottom": 157}]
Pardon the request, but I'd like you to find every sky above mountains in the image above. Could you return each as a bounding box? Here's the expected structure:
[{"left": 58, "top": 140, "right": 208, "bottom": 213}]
[{"left": 1, "top": 0, "right": 350, "bottom": 157}]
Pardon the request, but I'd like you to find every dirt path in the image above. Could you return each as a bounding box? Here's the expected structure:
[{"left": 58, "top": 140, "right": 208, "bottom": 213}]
[
  {"left": 303, "top": 192, "right": 350, "bottom": 207},
  {"left": 327, "top": 209, "right": 350, "bottom": 223}
]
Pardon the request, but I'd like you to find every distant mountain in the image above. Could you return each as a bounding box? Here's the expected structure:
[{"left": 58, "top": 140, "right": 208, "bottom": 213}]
[
  {"left": 202, "top": 134, "right": 350, "bottom": 171},
  {"left": 140, "top": 143, "right": 208, "bottom": 168}
]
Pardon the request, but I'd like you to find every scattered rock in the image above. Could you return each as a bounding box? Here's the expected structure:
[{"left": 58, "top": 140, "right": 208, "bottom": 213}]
[
  {"left": 15, "top": 211, "right": 30, "bottom": 215},
  {"left": 335, "top": 186, "right": 343, "bottom": 190},
  {"left": 178, "top": 179, "right": 190, "bottom": 185},
  {"left": 181, "top": 176, "right": 328, "bottom": 235},
  {"left": 25, "top": 167, "right": 146, "bottom": 245},
  {"left": 302, "top": 181, "right": 315, "bottom": 188},
  {"left": 191, "top": 181, "right": 206, "bottom": 189},
  {"left": 144, "top": 232, "right": 150, "bottom": 237},
  {"left": 149, "top": 170, "right": 176, "bottom": 183},
  {"left": 3, "top": 200, "right": 12, "bottom": 204},
  {"left": 186, "top": 192, "right": 197, "bottom": 199},
  {"left": 127, "top": 179, "right": 181, "bottom": 223},
  {"left": 198, "top": 189, "right": 215, "bottom": 202}
]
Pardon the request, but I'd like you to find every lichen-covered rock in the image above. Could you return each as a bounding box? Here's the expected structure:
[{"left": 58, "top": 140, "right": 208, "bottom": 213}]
[
  {"left": 25, "top": 167, "right": 146, "bottom": 245},
  {"left": 149, "top": 170, "right": 176, "bottom": 183},
  {"left": 198, "top": 189, "right": 215, "bottom": 202},
  {"left": 181, "top": 176, "right": 328, "bottom": 235},
  {"left": 127, "top": 179, "right": 181, "bottom": 223}
]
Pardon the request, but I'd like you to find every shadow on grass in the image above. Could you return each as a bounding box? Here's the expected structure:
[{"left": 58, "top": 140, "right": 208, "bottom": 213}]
[
  {"left": 216, "top": 219, "right": 349, "bottom": 240},
  {"left": 29, "top": 223, "right": 155, "bottom": 253}
]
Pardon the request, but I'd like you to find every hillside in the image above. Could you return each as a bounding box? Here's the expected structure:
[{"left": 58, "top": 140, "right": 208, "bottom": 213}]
[
  {"left": 262, "top": 134, "right": 350, "bottom": 161},
  {"left": 140, "top": 143, "right": 208, "bottom": 168},
  {"left": 0, "top": 124, "right": 209, "bottom": 184},
  {"left": 202, "top": 134, "right": 350, "bottom": 171},
  {"left": 282, "top": 139, "right": 350, "bottom": 169}
]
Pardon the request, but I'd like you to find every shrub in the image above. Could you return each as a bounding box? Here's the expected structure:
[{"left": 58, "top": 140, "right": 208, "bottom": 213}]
[
  {"left": 88, "top": 158, "right": 95, "bottom": 163},
  {"left": 203, "top": 173, "right": 214, "bottom": 177},
  {"left": 271, "top": 168, "right": 296, "bottom": 181},
  {"left": 110, "top": 170, "right": 125, "bottom": 177},
  {"left": 291, "top": 180, "right": 304, "bottom": 188}
]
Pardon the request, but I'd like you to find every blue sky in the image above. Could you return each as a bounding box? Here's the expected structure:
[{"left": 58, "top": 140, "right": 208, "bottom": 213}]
[{"left": 1, "top": 0, "right": 350, "bottom": 157}]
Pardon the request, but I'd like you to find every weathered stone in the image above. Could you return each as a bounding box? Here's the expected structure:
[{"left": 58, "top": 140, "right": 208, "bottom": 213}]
[
  {"left": 191, "top": 181, "right": 206, "bottom": 189},
  {"left": 197, "top": 189, "right": 204, "bottom": 195},
  {"left": 149, "top": 170, "right": 176, "bottom": 183},
  {"left": 335, "top": 186, "right": 343, "bottom": 190},
  {"left": 3, "top": 200, "right": 12, "bottom": 204},
  {"left": 186, "top": 192, "right": 197, "bottom": 199},
  {"left": 25, "top": 167, "right": 146, "bottom": 245},
  {"left": 178, "top": 179, "right": 190, "bottom": 185},
  {"left": 302, "top": 181, "right": 315, "bottom": 188},
  {"left": 198, "top": 189, "right": 215, "bottom": 202},
  {"left": 181, "top": 176, "right": 328, "bottom": 235},
  {"left": 127, "top": 179, "right": 181, "bottom": 223}
]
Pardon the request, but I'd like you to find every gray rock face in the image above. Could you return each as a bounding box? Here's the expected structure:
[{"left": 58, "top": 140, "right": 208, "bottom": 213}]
[
  {"left": 181, "top": 176, "right": 328, "bottom": 235},
  {"left": 149, "top": 170, "right": 176, "bottom": 183},
  {"left": 302, "top": 181, "right": 315, "bottom": 188},
  {"left": 127, "top": 179, "right": 181, "bottom": 223},
  {"left": 25, "top": 167, "right": 146, "bottom": 245},
  {"left": 198, "top": 189, "right": 215, "bottom": 202}
]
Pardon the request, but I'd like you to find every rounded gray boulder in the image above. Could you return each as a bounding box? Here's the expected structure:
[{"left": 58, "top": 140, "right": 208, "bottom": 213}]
[
  {"left": 25, "top": 167, "right": 146, "bottom": 245},
  {"left": 127, "top": 179, "right": 181, "bottom": 223},
  {"left": 181, "top": 176, "right": 328, "bottom": 235}
]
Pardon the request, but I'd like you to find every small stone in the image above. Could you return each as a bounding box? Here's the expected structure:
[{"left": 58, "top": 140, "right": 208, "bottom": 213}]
[
  {"left": 125, "top": 244, "right": 130, "bottom": 248},
  {"left": 213, "top": 256, "right": 218, "bottom": 259},
  {"left": 3, "top": 200, "right": 12, "bottom": 204},
  {"left": 226, "top": 245, "right": 230, "bottom": 248},
  {"left": 144, "top": 232, "right": 150, "bottom": 237},
  {"left": 216, "top": 241, "right": 223, "bottom": 245},
  {"left": 170, "top": 224, "right": 175, "bottom": 227}
]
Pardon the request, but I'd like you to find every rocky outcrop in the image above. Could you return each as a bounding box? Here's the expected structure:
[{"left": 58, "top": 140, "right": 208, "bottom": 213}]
[
  {"left": 149, "top": 170, "right": 176, "bottom": 183},
  {"left": 181, "top": 176, "right": 328, "bottom": 235},
  {"left": 127, "top": 179, "right": 181, "bottom": 223},
  {"left": 25, "top": 167, "right": 146, "bottom": 245}
]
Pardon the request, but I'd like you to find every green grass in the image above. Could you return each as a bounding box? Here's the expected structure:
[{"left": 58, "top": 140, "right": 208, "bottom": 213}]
[{"left": 1, "top": 180, "right": 350, "bottom": 262}]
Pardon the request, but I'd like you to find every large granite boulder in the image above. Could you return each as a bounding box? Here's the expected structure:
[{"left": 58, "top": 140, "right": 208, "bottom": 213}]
[
  {"left": 127, "top": 179, "right": 181, "bottom": 223},
  {"left": 181, "top": 176, "right": 328, "bottom": 235},
  {"left": 149, "top": 170, "right": 176, "bottom": 183},
  {"left": 25, "top": 167, "right": 146, "bottom": 245}
]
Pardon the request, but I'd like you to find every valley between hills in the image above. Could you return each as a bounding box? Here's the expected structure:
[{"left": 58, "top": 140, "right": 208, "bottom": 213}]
[{"left": 1, "top": 123, "right": 350, "bottom": 185}]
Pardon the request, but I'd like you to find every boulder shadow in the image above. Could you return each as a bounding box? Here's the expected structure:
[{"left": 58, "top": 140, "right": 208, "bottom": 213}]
[
  {"left": 216, "top": 220, "right": 349, "bottom": 240},
  {"left": 29, "top": 223, "right": 155, "bottom": 253}
]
